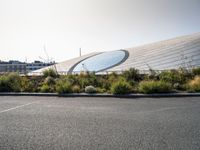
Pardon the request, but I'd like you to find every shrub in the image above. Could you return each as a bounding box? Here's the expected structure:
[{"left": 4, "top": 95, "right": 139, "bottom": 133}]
[
  {"left": 67, "top": 74, "right": 78, "bottom": 85},
  {"left": 40, "top": 84, "right": 51, "bottom": 93},
  {"left": 0, "top": 76, "right": 11, "bottom": 92},
  {"left": 88, "top": 72, "right": 98, "bottom": 87},
  {"left": 85, "top": 85, "right": 97, "bottom": 93},
  {"left": 56, "top": 80, "right": 72, "bottom": 94},
  {"left": 76, "top": 73, "right": 90, "bottom": 89},
  {"left": 187, "top": 76, "right": 200, "bottom": 92},
  {"left": 138, "top": 80, "right": 172, "bottom": 94},
  {"left": 159, "top": 70, "right": 177, "bottom": 83},
  {"left": 108, "top": 72, "right": 119, "bottom": 83},
  {"left": 76, "top": 72, "right": 99, "bottom": 88},
  {"left": 159, "top": 69, "right": 190, "bottom": 89},
  {"left": 8, "top": 73, "right": 22, "bottom": 92},
  {"left": 122, "top": 68, "right": 140, "bottom": 82},
  {"left": 192, "top": 67, "right": 200, "bottom": 76},
  {"left": 72, "top": 85, "right": 81, "bottom": 93},
  {"left": 96, "top": 87, "right": 107, "bottom": 93},
  {"left": 27, "top": 76, "right": 42, "bottom": 92},
  {"left": 21, "top": 77, "right": 35, "bottom": 92},
  {"left": 42, "top": 68, "right": 58, "bottom": 78},
  {"left": 97, "top": 77, "right": 111, "bottom": 90},
  {"left": 179, "top": 68, "right": 193, "bottom": 81},
  {"left": 0, "top": 73, "right": 21, "bottom": 92},
  {"left": 44, "top": 76, "right": 55, "bottom": 85},
  {"left": 147, "top": 69, "right": 159, "bottom": 80},
  {"left": 111, "top": 80, "right": 132, "bottom": 94}
]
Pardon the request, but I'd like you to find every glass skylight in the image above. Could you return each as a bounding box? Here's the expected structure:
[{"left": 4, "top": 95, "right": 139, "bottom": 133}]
[{"left": 71, "top": 50, "right": 128, "bottom": 73}]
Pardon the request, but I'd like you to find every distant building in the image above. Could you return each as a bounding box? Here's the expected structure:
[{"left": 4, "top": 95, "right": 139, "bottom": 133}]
[
  {"left": 26, "top": 61, "right": 55, "bottom": 72},
  {"left": 0, "top": 60, "right": 55, "bottom": 74},
  {"left": 0, "top": 60, "right": 26, "bottom": 74}
]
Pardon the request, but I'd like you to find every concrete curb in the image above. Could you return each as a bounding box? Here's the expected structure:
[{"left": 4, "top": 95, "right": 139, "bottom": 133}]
[
  {"left": 0, "top": 92, "right": 200, "bottom": 98},
  {"left": 0, "top": 93, "right": 58, "bottom": 97}
]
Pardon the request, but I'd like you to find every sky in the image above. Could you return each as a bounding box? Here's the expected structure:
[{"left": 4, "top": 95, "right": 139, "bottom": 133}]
[{"left": 0, "top": 0, "right": 200, "bottom": 63}]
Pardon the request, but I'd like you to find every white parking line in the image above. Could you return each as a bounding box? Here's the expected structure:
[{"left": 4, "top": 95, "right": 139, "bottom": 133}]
[{"left": 0, "top": 102, "right": 35, "bottom": 114}]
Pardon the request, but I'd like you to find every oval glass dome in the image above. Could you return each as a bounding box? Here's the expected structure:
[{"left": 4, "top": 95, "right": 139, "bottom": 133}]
[{"left": 70, "top": 50, "right": 128, "bottom": 73}]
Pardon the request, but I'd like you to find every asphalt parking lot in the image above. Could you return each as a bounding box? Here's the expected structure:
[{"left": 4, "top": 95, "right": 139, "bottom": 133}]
[{"left": 0, "top": 96, "right": 200, "bottom": 150}]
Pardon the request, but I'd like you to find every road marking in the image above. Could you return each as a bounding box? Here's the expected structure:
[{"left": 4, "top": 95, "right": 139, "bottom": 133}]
[{"left": 0, "top": 102, "right": 35, "bottom": 114}]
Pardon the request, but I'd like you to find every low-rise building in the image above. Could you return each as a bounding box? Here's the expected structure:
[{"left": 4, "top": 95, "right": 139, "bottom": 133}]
[
  {"left": 26, "top": 61, "right": 55, "bottom": 72},
  {"left": 0, "top": 60, "right": 26, "bottom": 74},
  {"left": 0, "top": 60, "right": 55, "bottom": 74}
]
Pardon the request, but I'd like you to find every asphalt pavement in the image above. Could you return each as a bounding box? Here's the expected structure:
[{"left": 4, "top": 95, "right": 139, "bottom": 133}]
[{"left": 0, "top": 96, "right": 200, "bottom": 150}]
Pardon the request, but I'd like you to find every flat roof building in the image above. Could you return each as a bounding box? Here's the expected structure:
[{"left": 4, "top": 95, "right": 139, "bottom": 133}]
[
  {"left": 0, "top": 60, "right": 55, "bottom": 74},
  {"left": 0, "top": 60, "right": 26, "bottom": 74},
  {"left": 26, "top": 61, "right": 55, "bottom": 73}
]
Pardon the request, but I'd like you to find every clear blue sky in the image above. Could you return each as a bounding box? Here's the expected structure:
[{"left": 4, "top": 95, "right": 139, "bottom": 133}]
[{"left": 0, "top": 0, "right": 200, "bottom": 62}]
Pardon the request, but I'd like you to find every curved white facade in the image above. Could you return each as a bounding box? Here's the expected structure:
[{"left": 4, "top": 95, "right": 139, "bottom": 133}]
[{"left": 32, "top": 33, "right": 200, "bottom": 75}]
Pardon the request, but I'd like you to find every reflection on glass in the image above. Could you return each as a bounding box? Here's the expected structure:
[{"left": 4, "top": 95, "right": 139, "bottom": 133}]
[{"left": 72, "top": 50, "right": 126, "bottom": 72}]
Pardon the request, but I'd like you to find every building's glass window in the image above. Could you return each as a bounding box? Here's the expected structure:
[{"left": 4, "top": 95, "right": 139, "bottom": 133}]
[{"left": 71, "top": 50, "right": 128, "bottom": 73}]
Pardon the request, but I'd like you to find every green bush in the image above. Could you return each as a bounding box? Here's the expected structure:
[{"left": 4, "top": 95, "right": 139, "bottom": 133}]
[
  {"left": 159, "top": 69, "right": 191, "bottom": 90},
  {"left": 111, "top": 80, "right": 132, "bottom": 94},
  {"left": 87, "top": 72, "right": 98, "bottom": 86},
  {"left": 42, "top": 68, "right": 58, "bottom": 78},
  {"left": 85, "top": 85, "right": 97, "bottom": 93},
  {"left": 0, "top": 73, "right": 21, "bottom": 92},
  {"left": 56, "top": 80, "right": 72, "bottom": 94},
  {"left": 40, "top": 84, "right": 52, "bottom": 93},
  {"left": 44, "top": 76, "right": 56, "bottom": 85},
  {"left": 21, "top": 77, "right": 35, "bottom": 92},
  {"left": 147, "top": 69, "right": 159, "bottom": 80},
  {"left": 138, "top": 80, "right": 172, "bottom": 94},
  {"left": 78, "top": 78, "right": 88, "bottom": 89},
  {"left": 108, "top": 72, "right": 119, "bottom": 83},
  {"left": 76, "top": 72, "right": 99, "bottom": 89},
  {"left": 122, "top": 68, "right": 140, "bottom": 82},
  {"left": 1, "top": 68, "right": 197, "bottom": 94},
  {"left": 187, "top": 76, "right": 200, "bottom": 92},
  {"left": 72, "top": 85, "right": 81, "bottom": 93},
  {"left": 0, "top": 76, "right": 11, "bottom": 92},
  {"left": 97, "top": 77, "right": 111, "bottom": 90},
  {"left": 8, "top": 73, "right": 22, "bottom": 92},
  {"left": 192, "top": 67, "right": 200, "bottom": 76},
  {"left": 67, "top": 74, "right": 78, "bottom": 85},
  {"left": 159, "top": 70, "right": 179, "bottom": 83},
  {"left": 28, "top": 76, "right": 42, "bottom": 92},
  {"left": 96, "top": 87, "right": 107, "bottom": 93}
]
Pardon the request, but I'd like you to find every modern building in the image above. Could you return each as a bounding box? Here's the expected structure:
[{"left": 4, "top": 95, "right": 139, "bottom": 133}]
[
  {"left": 31, "top": 33, "right": 200, "bottom": 75},
  {"left": 0, "top": 60, "right": 55, "bottom": 74}
]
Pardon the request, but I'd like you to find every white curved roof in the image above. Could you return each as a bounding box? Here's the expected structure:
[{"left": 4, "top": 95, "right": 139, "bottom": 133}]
[
  {"left": 108, "top": 32, "right": 200, "bottom": 72},
  {"left": 31, "top": 32, "right": 200, "bottom": 75}
]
